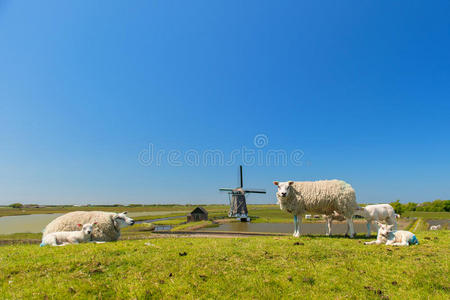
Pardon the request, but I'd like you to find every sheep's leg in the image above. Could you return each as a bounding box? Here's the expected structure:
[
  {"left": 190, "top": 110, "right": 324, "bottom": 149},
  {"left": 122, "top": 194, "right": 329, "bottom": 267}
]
[
  {"left": 391, "top": 242, "right": 409, "bottom": 246},
  {"left": 366, "top": 221, "right": 371, "bottom": 237},
  {"left": 326, "top": 218, "right": 332, "bottom": 236},
  {"left": 346, "top": 218, "right": 355, "bottom": 238},
  {"left": 388, "top": 239, "right": 408, "bottom": 246},
  {"left": 296, "top": 214, "right": 302, "bottom": 237},
  {"left": 344, "top": 222, "right": 349, "bottom": 236},
  {"left": 364, "top": 240, "right": 382, "bottom": 245},
  {"left": 47, "top": 236, "right": 58, "bottom": 246},
  {"left": 293, "top": 215, "right": 298, "bottom": 237}
]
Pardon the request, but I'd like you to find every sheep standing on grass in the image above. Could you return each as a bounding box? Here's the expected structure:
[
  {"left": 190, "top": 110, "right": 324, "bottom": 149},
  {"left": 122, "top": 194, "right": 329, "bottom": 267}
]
[
  {"left": 40, "top": 223, "right": 96, "bottom": 246},
  {"left": 43, "top": 211, "right": 135, "bottom": 242},
  {"left": 274, "top": 180, "right": 358, "bottom": 238},
  {"left": 364, "top": 221, "right": 419, "bottom": 246},
  {"left": 324, "top": 211, "right": 348, "bottom": 236},
  {"left": 353, "top": 204, "right": 397, "bottom": 237}
]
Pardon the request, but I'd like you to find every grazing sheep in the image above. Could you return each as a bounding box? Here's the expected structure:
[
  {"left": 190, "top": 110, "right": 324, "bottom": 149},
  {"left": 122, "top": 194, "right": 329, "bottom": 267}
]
[
  {"left": 43, "top": 211, "right": 135, "bottom": 242},
  {"left": 430, "top": 225, "right": 441, "bottom": 230},
  {"left": 324, "top": 211, "right": 348, "bottom": 236},
  {"left": 353, "top": 204, "right": 397, "bottom": 237},
  {"left": 40, "top": 223, "right": 96, "bottom": 246},
  {"left": 274, "top": 180, "right": 358, "bottom": 238},
  {"left": 364, "top": 221, "right": 419, "bottom": 246}
]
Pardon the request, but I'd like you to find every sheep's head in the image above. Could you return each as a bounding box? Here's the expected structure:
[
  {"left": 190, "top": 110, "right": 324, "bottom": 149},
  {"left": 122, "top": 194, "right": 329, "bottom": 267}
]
[
  {"left": 353, "top": 206, "right": 367, "bottom": 217},
  {"left": 376, "top": 221, "right": 394, "bottom": 238},
  {"left": 113, "top": 211, "right": 135, "bottom": 228},
  {"left": 273, "top": 181, "right": 294, "bottom": 199},
  {"left": 78, "top": 223, "right": 96, "bottom": 235}
]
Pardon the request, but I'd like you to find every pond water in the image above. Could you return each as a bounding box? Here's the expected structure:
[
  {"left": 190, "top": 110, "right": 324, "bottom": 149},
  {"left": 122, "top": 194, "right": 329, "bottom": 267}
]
[
  {"left": 0, "top": 214, "right": 63, "bottom": 234},
  {"left": 127, "top": 211, "right": 187, "bottom": 218},
  {"left": 136, "top": 215, "right": 185, "bottom": 224},
  {"left": 154, "top": 225, "right": 173, "bottom": 231},
  {"left": 202, "top": 222, "right": 370, "bottom": 235}
]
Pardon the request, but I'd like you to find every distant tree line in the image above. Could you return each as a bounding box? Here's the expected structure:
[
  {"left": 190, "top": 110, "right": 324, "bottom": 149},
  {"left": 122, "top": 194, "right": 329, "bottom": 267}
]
[{"left": 390, "top": 199, "right": 450, "bottom": 214}]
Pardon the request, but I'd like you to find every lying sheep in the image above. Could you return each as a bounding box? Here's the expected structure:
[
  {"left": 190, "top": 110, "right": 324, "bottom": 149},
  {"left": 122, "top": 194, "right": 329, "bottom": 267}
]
[
  {"left": 430, "top": 225, "right": 441, "bottom": 230},
  {"left": 364, "top": 221, "right": 419, "bottom": 246},
  {"left": 43, "top": 211, "right": 135, "bottom": 242},
  {"left": 40, "top": 223, "right": 96, "bottom": 246},
  {"left": 274, "top": 180, "right": 358, "bottom": 237},
  {"left": 353, "top": 204, "right": 397, "bottom": 237}
]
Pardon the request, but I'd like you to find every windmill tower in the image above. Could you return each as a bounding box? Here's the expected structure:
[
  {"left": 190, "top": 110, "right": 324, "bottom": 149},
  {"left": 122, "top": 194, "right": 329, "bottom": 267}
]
[{"left": 219, "top": 166, "right": 266, "bottom": 222}]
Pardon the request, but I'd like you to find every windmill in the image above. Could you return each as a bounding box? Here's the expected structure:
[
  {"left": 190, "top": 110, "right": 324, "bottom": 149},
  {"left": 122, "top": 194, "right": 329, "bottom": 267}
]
[{"left": 219, "top": 165, "right": 266, "bottom": 222}]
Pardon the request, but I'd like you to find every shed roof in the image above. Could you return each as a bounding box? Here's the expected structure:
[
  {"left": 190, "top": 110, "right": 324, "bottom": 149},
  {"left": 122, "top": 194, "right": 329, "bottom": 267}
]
[{"left": 190, "top": 206, "right": 208, "bottom": 215}]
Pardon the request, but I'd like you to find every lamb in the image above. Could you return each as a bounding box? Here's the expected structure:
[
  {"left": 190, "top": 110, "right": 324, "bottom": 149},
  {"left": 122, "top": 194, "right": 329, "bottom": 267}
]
[
  {"left": 324, "top": 211, "right": 348, "bottom": 236},
  {"left": 274, "top": 180, "right": 358, "bottom": 238},
  {"left": 43, "top": 211, "right": 135, "bottom": 242},
  {"left": 364, "top": 221, "right": 419, "bottom": 246},
  {"left": 40, "top": 223, "right": 96, "bottom": 246},
  {"left": 430, "top": 225, "right": 441, "bottom": 230},
  {"left": 353, "top": 204, "right": 397, "bottom": 237}
]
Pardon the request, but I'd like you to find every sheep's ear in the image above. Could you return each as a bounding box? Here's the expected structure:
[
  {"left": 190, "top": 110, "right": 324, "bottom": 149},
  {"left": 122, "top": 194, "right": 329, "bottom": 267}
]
[
  {"left": 77, "top": 224, "right": 82, "bottom": 227},
  {"left": 375, "top": 221, "right": 383, "bottom": 227},
  {"left": 273, "top": 181, "right": 279, "bottom": 186},
  {"left": 93, "top": 222, "right": 98, "bottom": 226},
  {"left": 122, "top": 211, "right": 128, "bottom": 215},
  {"left": 288, "top": 181, "right": 294, "bottom": 186}
]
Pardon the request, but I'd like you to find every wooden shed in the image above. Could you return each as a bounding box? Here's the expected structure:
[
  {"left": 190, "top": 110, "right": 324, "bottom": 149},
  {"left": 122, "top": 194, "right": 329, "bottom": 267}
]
[{"left": 187, "top": 207, "right": 208, "bottom": 222}]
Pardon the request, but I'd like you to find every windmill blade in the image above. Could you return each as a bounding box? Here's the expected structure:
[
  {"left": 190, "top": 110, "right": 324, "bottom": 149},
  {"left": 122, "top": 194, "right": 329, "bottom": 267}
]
[
  {"left": 219, "top": 188, "right": 235, "bottom": 192},
  {"left": 240, "top": 165, "right": 243, "bottom": 188},
  {"left": 243, "top": 189, "right": 266, "bottom": 194}
]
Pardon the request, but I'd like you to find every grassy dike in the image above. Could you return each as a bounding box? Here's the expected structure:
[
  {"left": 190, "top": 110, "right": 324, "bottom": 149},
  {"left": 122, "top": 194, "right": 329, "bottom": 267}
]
[{"left": 0, "top": 231, "right": 448, "bottom": 299}]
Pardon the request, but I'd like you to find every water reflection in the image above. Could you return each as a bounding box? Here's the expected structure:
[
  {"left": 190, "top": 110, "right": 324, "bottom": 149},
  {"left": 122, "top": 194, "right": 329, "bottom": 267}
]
[{"left": 0, "top": 214, "right": 63, "bottom": 234}]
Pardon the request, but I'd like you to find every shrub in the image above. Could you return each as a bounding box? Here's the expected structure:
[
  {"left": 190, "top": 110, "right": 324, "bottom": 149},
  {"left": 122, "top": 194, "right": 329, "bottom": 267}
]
[{"left": 9, "top": 203, "right": 23, "bottom": 209}]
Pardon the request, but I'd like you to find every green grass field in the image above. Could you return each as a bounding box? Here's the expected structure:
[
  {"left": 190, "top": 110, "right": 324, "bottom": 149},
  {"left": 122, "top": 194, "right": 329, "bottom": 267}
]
[
  {"left": 0, "top": 230, "right": 448, "bottom": 299},
  {"left": 401, "top": 211, "right": 450, "bottom": 219}
]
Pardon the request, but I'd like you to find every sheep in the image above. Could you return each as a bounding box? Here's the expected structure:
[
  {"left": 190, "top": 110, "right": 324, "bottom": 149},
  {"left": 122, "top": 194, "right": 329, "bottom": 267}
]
[
  {"left": 43, "top": 211, "right": 135, "bottom": 242},
  {"left": 364, "top": 221, "right": 419, "bottom": 246},
  {"left": 324, "top": 211, "right": 348, "bottom": 236},
  {"left": 430, "top": 225, "right": 441, "bottom": 230},
  {"left": 353, "top": 204, "right": 397, "bottom": 237},
  {"left": 40, "top": 223, "right": 96, "bottom": 246},
  {"left": 274, "top": 179, "right": 358, "bottom": 238}
]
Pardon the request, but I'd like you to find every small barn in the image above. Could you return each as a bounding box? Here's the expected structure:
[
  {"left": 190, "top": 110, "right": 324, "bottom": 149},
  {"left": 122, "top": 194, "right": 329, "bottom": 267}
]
[{"left": 187, "top": 207, "right": 208, "bottom": 222}]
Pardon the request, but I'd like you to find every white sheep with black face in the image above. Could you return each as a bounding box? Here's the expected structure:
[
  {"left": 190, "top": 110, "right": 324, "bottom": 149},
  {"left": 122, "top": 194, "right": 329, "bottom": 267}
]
[
  {"left": 42, "top": 211, "right": 135, "bottom": 242},
  {"left": 274, "top": 179, "right": 359, "bottom": 238}
]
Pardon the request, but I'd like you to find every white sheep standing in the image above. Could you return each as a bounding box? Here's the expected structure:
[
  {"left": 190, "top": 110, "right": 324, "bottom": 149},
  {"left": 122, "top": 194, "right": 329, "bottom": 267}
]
[
  {"left": 324, "top": 211, "right": 348, "bottom": 236},
  {"left": 43, "top": 211, "right": 135, "bottom": 242},
  {"left": 364, "top": 221, "right": 419, "bottom": 246},
  {"left": 40, "top": 223, "right": 96, "bottom": 246},
  {"left": 274, "top": 180, "right": 359, "bottom": 238},
  {"left": 353, "top": 204, "right": 397, "bottom": 237}
]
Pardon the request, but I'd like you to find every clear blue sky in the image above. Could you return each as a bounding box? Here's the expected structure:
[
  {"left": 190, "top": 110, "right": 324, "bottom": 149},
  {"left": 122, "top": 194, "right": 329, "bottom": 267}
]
[{"left": 1, "top": 1, "right": 449, "bottom": 205}]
